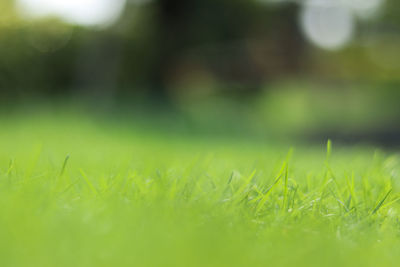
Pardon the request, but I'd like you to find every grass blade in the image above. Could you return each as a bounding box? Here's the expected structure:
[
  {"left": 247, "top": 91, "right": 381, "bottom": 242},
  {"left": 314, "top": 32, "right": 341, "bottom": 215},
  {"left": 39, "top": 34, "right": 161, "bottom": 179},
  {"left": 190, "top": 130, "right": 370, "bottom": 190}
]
[{"left": 372, "top": 188, "right": 392, "bottom": 214}]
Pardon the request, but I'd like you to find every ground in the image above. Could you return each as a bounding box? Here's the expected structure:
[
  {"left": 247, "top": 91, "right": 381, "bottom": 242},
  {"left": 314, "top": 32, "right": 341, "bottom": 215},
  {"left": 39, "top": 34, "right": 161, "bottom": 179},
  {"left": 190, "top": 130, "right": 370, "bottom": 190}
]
[{"left": 0, "top": 109, "right": 399, "bottom": 266}]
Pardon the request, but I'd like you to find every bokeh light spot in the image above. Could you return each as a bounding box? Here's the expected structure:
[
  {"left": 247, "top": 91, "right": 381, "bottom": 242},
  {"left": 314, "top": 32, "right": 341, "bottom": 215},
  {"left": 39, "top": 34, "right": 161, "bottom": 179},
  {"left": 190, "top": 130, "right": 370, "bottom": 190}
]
[
  {"left": 17, "top": 0, "right": 126, "bottom": 27},
  {"left": 300, "top": 2, "right": 355, "bottom": 50}
]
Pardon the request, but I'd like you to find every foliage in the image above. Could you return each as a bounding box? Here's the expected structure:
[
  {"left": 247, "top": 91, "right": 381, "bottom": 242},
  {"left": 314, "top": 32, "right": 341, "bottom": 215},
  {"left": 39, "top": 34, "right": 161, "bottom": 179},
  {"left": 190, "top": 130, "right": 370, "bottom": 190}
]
[{"left": 1, "top": 110, "right": 400, "bottom": 266}]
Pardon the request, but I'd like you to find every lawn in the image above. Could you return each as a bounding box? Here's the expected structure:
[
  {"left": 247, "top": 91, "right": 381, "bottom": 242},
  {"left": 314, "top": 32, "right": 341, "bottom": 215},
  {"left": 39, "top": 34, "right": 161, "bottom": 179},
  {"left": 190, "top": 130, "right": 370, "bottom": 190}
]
[{"left": 0, "top": 109, "right": 400, "bottom": 266}]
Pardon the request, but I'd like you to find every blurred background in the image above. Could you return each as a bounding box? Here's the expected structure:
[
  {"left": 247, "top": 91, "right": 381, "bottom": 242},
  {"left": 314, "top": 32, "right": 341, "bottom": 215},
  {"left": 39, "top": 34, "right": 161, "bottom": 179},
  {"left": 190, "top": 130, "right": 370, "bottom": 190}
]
[{"left": 0, "top": 0, "right": 399, "bottom": 145}]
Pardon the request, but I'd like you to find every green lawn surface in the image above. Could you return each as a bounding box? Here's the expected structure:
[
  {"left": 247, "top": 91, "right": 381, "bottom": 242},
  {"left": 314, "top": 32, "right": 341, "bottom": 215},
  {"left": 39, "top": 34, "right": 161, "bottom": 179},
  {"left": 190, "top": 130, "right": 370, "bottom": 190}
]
[{"left": 0, "top": 110, "right": 400, "bottom": 266}]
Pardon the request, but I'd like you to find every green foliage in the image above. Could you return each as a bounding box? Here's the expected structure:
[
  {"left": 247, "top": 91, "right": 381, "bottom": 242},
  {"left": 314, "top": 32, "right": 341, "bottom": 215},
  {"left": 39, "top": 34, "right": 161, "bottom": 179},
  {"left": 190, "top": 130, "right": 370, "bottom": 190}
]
[{"left": 0, "top": 111, "right": 400, "bottom": 266}]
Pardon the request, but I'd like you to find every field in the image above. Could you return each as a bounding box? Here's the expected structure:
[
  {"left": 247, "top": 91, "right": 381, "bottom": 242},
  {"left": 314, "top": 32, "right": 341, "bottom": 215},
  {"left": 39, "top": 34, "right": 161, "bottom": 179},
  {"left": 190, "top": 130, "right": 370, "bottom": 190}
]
[{"left": 1, "top": 108, "right": 400, "bottom": 267}]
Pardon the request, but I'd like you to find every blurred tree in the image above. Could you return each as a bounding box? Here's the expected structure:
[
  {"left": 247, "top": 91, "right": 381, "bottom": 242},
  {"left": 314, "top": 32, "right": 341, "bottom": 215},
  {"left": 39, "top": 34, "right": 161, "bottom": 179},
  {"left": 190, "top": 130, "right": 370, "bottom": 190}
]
[
  {"left": 118, "top": 0, "right": 304, "bottom": 103},
  {"left": 0, "top": 0, "right": 398, "bottom": 106}
]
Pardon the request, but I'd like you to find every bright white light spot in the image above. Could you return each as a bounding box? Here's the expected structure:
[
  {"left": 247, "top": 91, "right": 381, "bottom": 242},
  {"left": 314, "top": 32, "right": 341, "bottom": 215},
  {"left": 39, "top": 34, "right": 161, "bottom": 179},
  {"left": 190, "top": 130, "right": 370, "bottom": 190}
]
[
  {"left": 17, "top": 0, "right": 126, "bottom": 27},
  {"left": 300, "top": 2, "right": 354, "bottom": 50}
]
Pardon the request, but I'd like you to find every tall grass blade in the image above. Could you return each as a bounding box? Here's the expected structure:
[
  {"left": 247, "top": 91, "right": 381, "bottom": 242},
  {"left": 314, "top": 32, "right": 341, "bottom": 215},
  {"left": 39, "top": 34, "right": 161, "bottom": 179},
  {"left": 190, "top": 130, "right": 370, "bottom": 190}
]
[
  {"left": 60, "top": 154, "right": 70, "bottom": 177},
  {"left": 372, "top": 188, "right": 392, "bottom": 214}
]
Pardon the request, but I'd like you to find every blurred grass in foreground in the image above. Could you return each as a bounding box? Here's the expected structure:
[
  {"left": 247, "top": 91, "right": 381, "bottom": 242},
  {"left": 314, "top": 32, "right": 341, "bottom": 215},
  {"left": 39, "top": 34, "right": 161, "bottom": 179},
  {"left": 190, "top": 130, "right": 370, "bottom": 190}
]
[{"left": 0, "top": 108, "right": 400, "bottom": 266}]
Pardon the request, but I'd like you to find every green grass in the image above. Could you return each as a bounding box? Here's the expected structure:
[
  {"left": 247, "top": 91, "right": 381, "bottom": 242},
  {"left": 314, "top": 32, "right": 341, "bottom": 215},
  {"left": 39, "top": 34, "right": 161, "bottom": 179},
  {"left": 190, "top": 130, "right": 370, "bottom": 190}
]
[{"left": 1, "top": 110, "right": 400, "bottom": 266}]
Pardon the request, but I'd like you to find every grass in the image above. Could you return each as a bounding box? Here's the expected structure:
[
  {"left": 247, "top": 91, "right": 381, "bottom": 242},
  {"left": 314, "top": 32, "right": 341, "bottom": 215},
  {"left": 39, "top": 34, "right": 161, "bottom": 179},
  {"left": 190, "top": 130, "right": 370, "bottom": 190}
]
[{"left": 1, "top": 109, "right": 400, "bottom": 266}]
